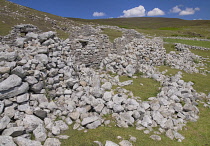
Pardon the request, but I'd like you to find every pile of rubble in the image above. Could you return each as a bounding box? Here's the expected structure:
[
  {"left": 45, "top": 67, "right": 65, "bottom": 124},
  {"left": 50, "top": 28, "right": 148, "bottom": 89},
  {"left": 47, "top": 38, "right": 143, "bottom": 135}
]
[{"left": 0, "top": 24, "right": 207, "bottom": 146}]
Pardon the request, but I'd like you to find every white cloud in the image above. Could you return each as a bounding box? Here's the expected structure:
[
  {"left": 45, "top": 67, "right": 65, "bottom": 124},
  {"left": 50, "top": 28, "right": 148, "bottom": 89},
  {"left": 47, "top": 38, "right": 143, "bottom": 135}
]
[
  {"left": 120, "top": 5, "right": 146, "bottom": 17},
  {"left": 170, "top": 5, "right": 182, "bottom": 13},
  {"left": 179, "top": 7, "right": 200, "bottom": 15},
  {"left": 93, "top": 12, "right": 106, "bottom": 17},
  {"left": 147, "top": 8, "right": 165, "bottom": 16}
]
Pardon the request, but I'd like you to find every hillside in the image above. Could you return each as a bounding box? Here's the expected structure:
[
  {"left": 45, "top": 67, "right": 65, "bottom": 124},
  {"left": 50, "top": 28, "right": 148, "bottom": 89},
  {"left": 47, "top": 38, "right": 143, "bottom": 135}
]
[
  {"left": 0, "top": 0, "right": 82, "bottom": 39},
  {"left": 68, "top": 17, "right": 210, "bottom": 38}
]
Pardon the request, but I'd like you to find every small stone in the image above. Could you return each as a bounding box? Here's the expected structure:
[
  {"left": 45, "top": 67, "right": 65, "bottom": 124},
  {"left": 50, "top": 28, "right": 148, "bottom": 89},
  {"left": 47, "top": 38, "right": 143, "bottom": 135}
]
[
  {"left": 150, "top": 135, "right": 161, "bottom": 141},
  {"left": 105, "top": 140, "right": 119, "bottom": 146},
  {"left": 101, "top": 82, "right": 112, "bottom": 90},
  {"left": 44, "top": 138, "right": 61, "bottom": 146},
  {"left": 129, "top": 136, "right": 137, "bottom": 142},
  {"left": 119, "top": 140, "right": 133, "bottom": 146},
  {"left": 94, "top": 141, "right": 103, "bottom": 146}
]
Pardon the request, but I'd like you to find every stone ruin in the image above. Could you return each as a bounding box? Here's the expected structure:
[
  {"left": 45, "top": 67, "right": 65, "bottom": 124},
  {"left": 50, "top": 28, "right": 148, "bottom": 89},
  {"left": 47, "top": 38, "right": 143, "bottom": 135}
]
[{"left": 0, "top": 24, "right": 208, "bottom": 146}]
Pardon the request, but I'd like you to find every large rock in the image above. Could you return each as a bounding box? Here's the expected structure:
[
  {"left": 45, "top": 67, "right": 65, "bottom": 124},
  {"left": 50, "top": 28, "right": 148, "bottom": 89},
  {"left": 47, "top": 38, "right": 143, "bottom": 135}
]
[
  {"left": 0, "top": 101, "right": 4, "bottom": 114},
  {"left": 0, "top": 67, "right": 10, "bottom": 74},
  {"left": 0, "top": 52, "right": 17, "bottom": 61},
  {"left": 0, "top": 74, "right": 22, "bottom": 92},
  {"left": 81, "top": 116, "right": 99, "bottom": 126},
  {"left": 23, "top": 115, "right": 43, "bottom": 132},
  {"left": 13, "top": 137, "right": 42, "bottom": 146},
  {"left": 16, "top": 93, "right": 29, "bottom": 103},
  {"left": 86, "top": 120, "right": 102, "bottom": 129},
  {"left": 11, "top": 66, "right": 26, "bottom": 78},
  {"left": 119, "top": 140, "right": 133, "bottom": 146},
  {"left": 0, "top": 82, "right": 29, "bottom": 100},
  {"left": 55, "top": 120, "right": 69, "bottom": 131},
  {"left": 103, "top": 91, "right": 112, "bottom": 101},
  {"left": 126, "top": 64, "right": 136, "bottom": 76},
  {"left": 44, "top": 138, "right": 61, "bottom": 146},
  {"left": 150, "top": 135, "right": 161, "bottom": 141},
  {"left": 141, "top": 115, "right": 152, "bottom": 127},
  {"left": 39, "top": 31, "right": 56, "bottom": 43},
  {"left": 24, "top": 76, "right": 38, "bottom": 85},
  {"left": 34, "top": 110, "right": 47, "bottom": 120},
  {"left": 2, "top": 126, "right": 25, "bottom": 137},
  {"left": 92, "top": 88, "right": 103, "bottom": 98},
  {"left": 33, "top": 124, "right": 47, "bottom": 142},
  {"left": 0, "top": 136, "right": 16, "bottom": 146},
  {"left": 30, "top": 82, "right": 44, "bottom": 93},
  {"left": 0, "top": 116, "right": 11, "bottom": 131},
  {"left": 34, "top": 54, "right": 49, "bottom": 64},
  {"left": 101, "top": 82, "right": 112, "bottom": 90}
]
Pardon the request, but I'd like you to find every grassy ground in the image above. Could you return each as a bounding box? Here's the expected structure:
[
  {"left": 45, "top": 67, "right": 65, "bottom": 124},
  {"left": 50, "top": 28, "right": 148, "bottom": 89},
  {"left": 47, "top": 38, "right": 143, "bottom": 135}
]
[
  {"left": 116, "top": 75, "right": 160, "bottom": 100},
  {"left": 164, "top": 38, "right": 210, "bottom": 48},
  {"left": 0, "top": 0, "right": 75, "bottom": 39},
  {"left": 101, "top": 28, "right": 122, "bottom": 42}
]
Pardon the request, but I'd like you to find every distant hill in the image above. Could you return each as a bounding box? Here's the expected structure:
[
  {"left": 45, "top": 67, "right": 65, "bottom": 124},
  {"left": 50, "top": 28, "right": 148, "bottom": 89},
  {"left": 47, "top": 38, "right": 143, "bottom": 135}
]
[
  {"left": 0, "top": 0, "right": 82, "bottom": 39},
  {"left": 67, "top": 17, "right": 210, "bottom": 38},
  {"left": 1, "top": 0, "right": 210, "bottom": 38}
]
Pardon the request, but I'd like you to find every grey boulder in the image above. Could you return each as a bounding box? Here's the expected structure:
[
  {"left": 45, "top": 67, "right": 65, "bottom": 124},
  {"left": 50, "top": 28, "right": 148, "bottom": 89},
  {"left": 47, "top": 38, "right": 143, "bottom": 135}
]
[
  {"left": 44, "top": 138, "right": 61, "bottom": 146},
  {"left": 2, "top": 126, "right": 25, "bottom": 137},
  {"left": 0, "top": 136, "right": 16, "bottom": 146},
  {"left": 13, "top": 137, "right": 42, "bottom": 146},
  {"left": 23, "top": 115, "right": 43, "bottom": 132},
  {"left": 0, "top": 116, "right": 11, "bottom": 131}
]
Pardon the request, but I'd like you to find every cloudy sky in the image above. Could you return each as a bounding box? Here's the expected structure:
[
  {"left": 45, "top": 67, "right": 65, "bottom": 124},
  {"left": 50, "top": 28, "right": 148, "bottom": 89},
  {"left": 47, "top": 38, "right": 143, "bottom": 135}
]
[{"left": 9, "top": 0, "right": 209, "bottom": 20}]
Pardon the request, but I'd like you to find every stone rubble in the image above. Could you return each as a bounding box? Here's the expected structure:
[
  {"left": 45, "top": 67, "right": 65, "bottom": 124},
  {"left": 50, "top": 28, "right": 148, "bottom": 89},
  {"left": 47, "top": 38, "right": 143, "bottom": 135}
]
[{"left": 0, "top": 24, "right": 208, "bottom": 146}]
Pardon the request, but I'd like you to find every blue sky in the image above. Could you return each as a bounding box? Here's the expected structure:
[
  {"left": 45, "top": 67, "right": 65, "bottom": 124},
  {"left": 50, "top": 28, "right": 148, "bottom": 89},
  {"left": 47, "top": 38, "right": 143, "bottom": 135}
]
[{"left": 8, "top": 0, "right": 210, "bottom": 20}]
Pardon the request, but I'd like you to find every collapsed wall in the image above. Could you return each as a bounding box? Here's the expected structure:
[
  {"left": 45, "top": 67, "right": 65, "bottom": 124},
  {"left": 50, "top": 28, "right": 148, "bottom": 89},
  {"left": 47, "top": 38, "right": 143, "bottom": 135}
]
[{"left": 0, "top": 24, "right": 206, "bottom": 145}]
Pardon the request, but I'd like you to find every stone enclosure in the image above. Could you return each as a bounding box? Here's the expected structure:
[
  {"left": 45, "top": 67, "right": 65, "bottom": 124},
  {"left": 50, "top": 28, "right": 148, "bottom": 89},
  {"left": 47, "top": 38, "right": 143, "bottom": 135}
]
[{"left": 0, "top": 24, "right": 208, "bottom": 146}]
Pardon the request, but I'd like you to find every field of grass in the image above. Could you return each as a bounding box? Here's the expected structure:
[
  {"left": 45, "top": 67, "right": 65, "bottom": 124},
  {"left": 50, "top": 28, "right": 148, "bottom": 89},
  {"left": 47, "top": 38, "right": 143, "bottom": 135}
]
[
  {"left": 164, "top": 38, "right": 210, "bottom": 48},
  {"left": 0, "top": 0, "right": 76, "bottom": 39},
  {"left": 68, "top": 17, "right": 210, "bottom": 39},
  {"left": 101, "top": 28, "right": 122, "bottom": 42},
  {"left": 116, "top": 75, "right": 160, "bottom": 100}
]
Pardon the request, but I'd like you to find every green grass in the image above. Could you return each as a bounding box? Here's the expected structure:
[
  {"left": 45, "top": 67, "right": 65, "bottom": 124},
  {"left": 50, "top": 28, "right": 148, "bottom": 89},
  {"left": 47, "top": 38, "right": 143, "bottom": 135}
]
[
  {"left": 182, "top": 72, "right": 210, "bottom": 94},
  {"left": 163, "top": 38, "right": 210, "bottom": 48},
  {"left": 0, "top": 0, "right": 76, "bottom": 39},
  {"left": 101, "top": 28, "right": 122, "bottom": 42},
  {"left": 116, "top": 75, "right": 160, "bottom": 100},
  {"left": 157, "top": 66, "right": 181, "bottom": 76},
  {"left": 159, "top": 27, "right": 180, "bottom": 31},
  {"left": 164, "top": 43, "right": 178, "bottom": 54},
  {"left": 69, "top": 17, "right": 210, "bottom": 38}
]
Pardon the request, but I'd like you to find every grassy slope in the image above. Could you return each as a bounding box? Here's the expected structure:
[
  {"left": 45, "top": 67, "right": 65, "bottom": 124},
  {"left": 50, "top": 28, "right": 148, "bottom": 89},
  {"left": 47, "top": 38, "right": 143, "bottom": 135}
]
[
  {"left": 164, "top": 38, "right": 210, "bottom": 48},
  {"left": 0, "top": 0, "right": 81, "bottom": 39},
  {"left": 68, "top": 17, "right": 210, "bottom": 38}
]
